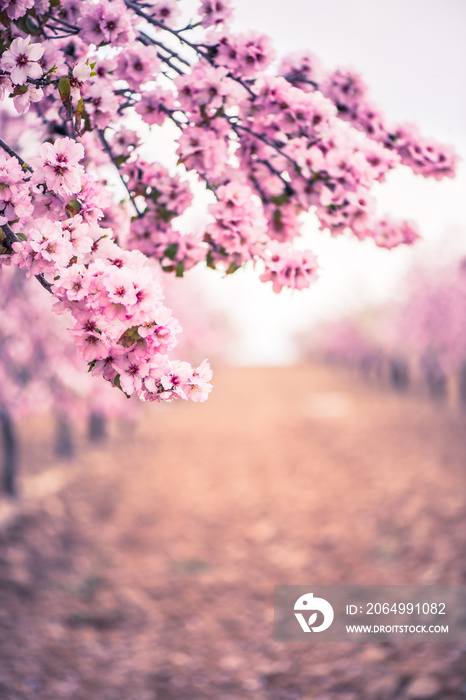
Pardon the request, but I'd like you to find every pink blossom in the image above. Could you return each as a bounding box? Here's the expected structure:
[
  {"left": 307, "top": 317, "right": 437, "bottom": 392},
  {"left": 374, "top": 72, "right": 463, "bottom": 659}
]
[
  {"left": 0, "top": 0, "right": 35, "bottom": 21},
  {"left": 370, "top": 218, "right": 420, "bottom": 250},
  {"left": 279, "top": 51, "right": 323, "bottom": 90},
  {"left": 177, "top": 120, "right": 230, "bottom": 181},
  {"left": 0, "top": 36, "right": 44, "bottom": 85},
  {"left": 85, "top": 83, "right": 120, "bottom": 128},
  {"left": 260, "top": 242, "right": 319, "bottom": 293},
  {"left": 145, "top": 0, "right": 181, "bottom": 27},
  {"left": 213, "top": 31, "right": 275, "bottom": 78},
  {"left": 199, "top": 0, "right": 233, "bottom": 27},
  {"left": 175, "top": 63, "right": 246, "bottom": 118},
  {"left": 81, "top": 0, "right": 135, "bottom": 47},
  {"left": 103, "top": 267, "right": 138, "bottom": 307},
  {"left": 135, "top": 88, "right": 176, "bottom": 126},
  {"left": 13, "top": 85, "right": 44, "bottom": 114},
  {"left": 31, "top": 138, "right": 85, "bottom": 196},
  {"left": 39, "top": 40, "right": 68, "bottom": 78},
  {"left": 116, "top": 44, "right": 161, "bottom": 89}
]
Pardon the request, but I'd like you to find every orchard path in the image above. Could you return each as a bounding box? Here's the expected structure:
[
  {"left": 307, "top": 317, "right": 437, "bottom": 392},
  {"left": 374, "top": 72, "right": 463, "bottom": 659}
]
[{"left": 0, "top": 365, "right": 465, "bottom": 699}]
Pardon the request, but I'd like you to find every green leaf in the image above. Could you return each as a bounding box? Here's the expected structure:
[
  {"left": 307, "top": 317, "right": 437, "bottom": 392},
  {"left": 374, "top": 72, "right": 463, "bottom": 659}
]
[
  {"left": 118, "top": 326, "right": 140, "bottom": 348},
  {"left": 113, "top": 374, "right": 130, "bottom": 398},
  {"left": 225, "top": 262, "right": 239, "bottom": 275},
  {"left": 270, "top": 193, "right": 289, "bottom": 206},
  {"left": 58, "top": 77, "right": 72, "bottom": 120},
  {"left": 272, "top": 208, "right": 283, "bottom": 232},
  {"left": 12, "top": 85, "right": 28, "bottom": 95},
  {"left": 206, "top": 250, "right": 216, "bottom": 270},
  {"left": 115, "top": 154, "right": 129, "bottom": 166},
  {"left": 65, "top": 198, "right": 81, "bottom": 217},
  {"left": 58, "top": 76, "right": 71, "bottom": 100},
  {"left": 0, "top": 10, "right": 10, "bottom": 27},
  {"left": 175, "top": 261, "right": 184, "bottom": 277},
  {"left": 164, "top": 243, "right": 178, "bottom": 261},
  {"left": 16, "top": 232, "right": 27, "bottom": 241},
  {"left": 157, "top": 206, "right": 175, "bottom": 223},
  {"left": 75, "top": 97, "right": 84, "bottom": 134},
  {"left": 22, "top": 15, "right": 41, "bottom": 35}
]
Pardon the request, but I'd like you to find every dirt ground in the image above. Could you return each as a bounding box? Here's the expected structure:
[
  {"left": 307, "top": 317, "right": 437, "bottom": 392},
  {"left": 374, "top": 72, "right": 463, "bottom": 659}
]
[{"left": 0, "top": 364, "right": 465, "bottom": 700}]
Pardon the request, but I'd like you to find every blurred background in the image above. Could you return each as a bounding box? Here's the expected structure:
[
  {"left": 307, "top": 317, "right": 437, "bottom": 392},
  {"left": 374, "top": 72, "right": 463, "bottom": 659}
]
[{"left": 1, "top": 1, "right": 466, "bottom": 699}]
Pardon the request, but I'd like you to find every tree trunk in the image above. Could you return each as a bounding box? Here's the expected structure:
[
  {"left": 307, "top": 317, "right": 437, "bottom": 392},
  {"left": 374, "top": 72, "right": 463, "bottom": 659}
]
[
  {"left": 55, "top": 414, "right": 74, "bottom": 459},
  {"left": 425, "top": 369, "right": 446, "bottom": 401},
  {"left": 88, "top": 411, "right": 107, "bottom": 444},
  {"left": 459, "top": 363, "right": 466, "bottom": 408},
  {"left": 0, "top": 410, "right": 18, "bottom": 497},
  {"left": 389, "top": 358, "right": 409, "bottom": 391}
]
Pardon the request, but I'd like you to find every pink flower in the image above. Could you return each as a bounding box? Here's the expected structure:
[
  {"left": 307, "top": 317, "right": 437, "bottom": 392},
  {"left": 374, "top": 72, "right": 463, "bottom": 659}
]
[
  {"left": 13, "top": 84, "right": 43, "bottom": 114},
  {"left": 370, "top": 218, "right": 420, "bottom": 250},
  {"left": 31, "top": 138, "right": 85, "bottom": 196},
  {"left": 184, "top": 359, "right": 213, "bottom": 401},
  {"left": 279, "top": 51, "right": 323, "bottom": 90},
  {"left": 1, "top": 0, "right": 35, "bottom": 21},
  {"left": 199, "top": 0, "right": 233, "bottom": 27},
  {"left": 260, "top": 241, "right": 319, "bottom": 293},
  {"left": 213, "top": 31, "right": 275, "bottom": 78},
  {"left": 116, "top": 44, "right": 161, "bottom": 90},
  {"left": 103, "top": 267, "right": 137, "bottom": 307},
  {"left": 177, "top": 120, "right": 230, "bottom": 181},
  {"left": 135, "top": 88, "right": 175, "bottom": 126},
  {"left": 145, "top": 0, "right": 180, "bottom": 27},
  {"left": 113, "top": 356, "right": 150, "bottom": 395},
  {"left": 0, "top": 36, "right": 44, "bottom": 85},
  {"left": 85, "top": 83, "right": 120, "bottom": 129},
  {"left": 81, "top": 0, "right": 135, "bottom": 46},
  {"left": 175, "top": 64, "right": 246, "bottom": 118}
]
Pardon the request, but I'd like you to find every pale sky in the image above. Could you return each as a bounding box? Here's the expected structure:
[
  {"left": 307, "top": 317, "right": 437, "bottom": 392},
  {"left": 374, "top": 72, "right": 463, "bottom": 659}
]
[{"left": 151, "top": 0, "right": 466, "bottom": 365}]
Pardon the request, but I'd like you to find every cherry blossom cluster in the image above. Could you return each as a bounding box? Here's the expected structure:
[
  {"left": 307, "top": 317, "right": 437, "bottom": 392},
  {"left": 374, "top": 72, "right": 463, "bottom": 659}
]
[
  {"left": 0, "top": 151, "right": 32, "bottom": 231},
  {"left": 9, "top": 137, "right": 212, "bottom": 403},
  {"left": 282, "top": 57, "right": 457, "bottom": 180},
  {"left": 0, "top": 0, "right": 458, "bottom": 402},
  {"left": 0, "top": 262, "right": 131, "bottom": 423}
]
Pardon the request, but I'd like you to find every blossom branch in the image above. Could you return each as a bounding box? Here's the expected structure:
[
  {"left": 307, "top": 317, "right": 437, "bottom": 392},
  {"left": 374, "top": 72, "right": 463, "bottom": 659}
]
[{"left": 1, "top": 224, "right": 54, "bottom": 294}]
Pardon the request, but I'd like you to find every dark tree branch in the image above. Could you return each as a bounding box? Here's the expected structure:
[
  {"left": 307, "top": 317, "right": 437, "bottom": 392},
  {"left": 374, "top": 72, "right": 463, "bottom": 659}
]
[
  {"left": 98, "top": 129, "right": 143, "bottom": 217},
  {"left": 0, "top": 137, "right": 33, "bottom": 173}
]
